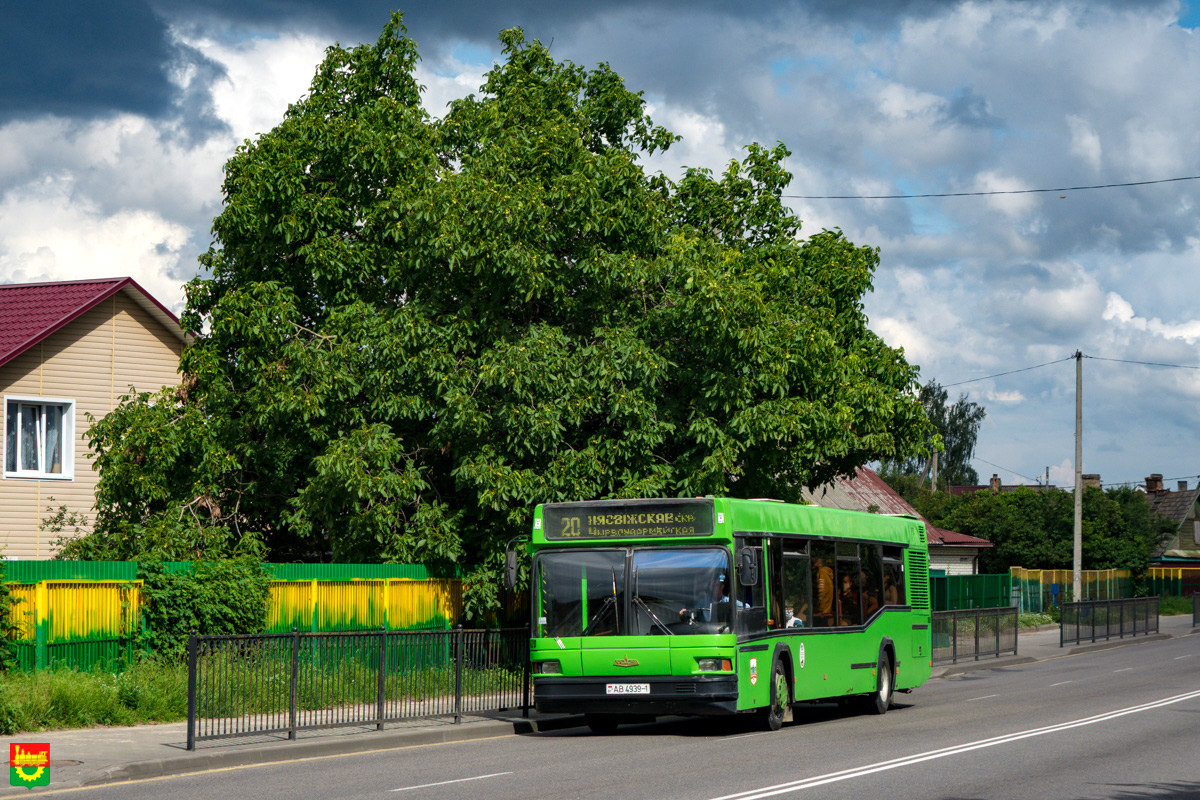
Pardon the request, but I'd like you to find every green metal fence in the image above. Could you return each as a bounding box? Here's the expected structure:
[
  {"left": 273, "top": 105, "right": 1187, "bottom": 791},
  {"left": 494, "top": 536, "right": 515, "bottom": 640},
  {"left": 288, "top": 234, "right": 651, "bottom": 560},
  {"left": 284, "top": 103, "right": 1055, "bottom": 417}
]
[
  {"left": 2, "top": 560, "right": 468, "bottom": 673},
  {"left": 931, "top": 573, "right": 1012, "bottom": 612}
]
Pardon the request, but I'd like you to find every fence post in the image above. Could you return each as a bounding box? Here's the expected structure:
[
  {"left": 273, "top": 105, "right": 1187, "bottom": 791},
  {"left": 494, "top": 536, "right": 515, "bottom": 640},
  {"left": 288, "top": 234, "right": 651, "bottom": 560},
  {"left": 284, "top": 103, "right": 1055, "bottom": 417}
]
[
  {"left": 523, "top": 623, "right": 531, "bottom": 718},
  {"left": 454, "top": 625, "right": 464, "bottom": 724},
  {"left": 1119, "top": 599, "right": 1125, "bottom": 639},
  {"left": 951, "top": 611, "right": 958, "bottom": 664},
  {"left": 973, "top": 608, "right": 980, "bottom": 661},
  {"left": 186, "top": 631, "right": 198, "bottom": 751},
  {"left": 377, "top": 625, "right": 387, "bottom": 731},
  {"left": 995, "top": 608, "right": 1000, "bottom": 657},
  {"left": 288, "top": 626, "right": 299, "bottom": 741},
  {"left": 34, "top": 581, "right": 48, "bottom": 670}
]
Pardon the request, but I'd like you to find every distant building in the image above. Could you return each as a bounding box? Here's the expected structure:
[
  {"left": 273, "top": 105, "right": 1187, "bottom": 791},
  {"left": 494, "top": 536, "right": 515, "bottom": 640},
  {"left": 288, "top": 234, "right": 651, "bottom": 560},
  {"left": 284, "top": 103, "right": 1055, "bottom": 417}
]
[
  {"left": 802, "top": 467, "right": 993, "bottom": 575},
  {"left": 0, "top": 278, "right": 189, "bottom": 559},
  {"left": 950, "top": 473, "right": 1061, "bottom": 497},
  {"left": 1140, "top": 474, "right": 1200, "bottom": 566}
]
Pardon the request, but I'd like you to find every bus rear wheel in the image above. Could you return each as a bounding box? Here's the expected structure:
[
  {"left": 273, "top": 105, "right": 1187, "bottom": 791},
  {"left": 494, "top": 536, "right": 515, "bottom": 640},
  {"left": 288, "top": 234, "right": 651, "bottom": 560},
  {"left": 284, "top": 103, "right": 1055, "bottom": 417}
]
[
  {"left": 759, "top": 662, "right": 788, "bottom": 731},
  {"left": 585, "top": 713, "right": 621, "bottom": 734},
  {"left": 861, "top": 652, "right": 893, "bottom": 715}
]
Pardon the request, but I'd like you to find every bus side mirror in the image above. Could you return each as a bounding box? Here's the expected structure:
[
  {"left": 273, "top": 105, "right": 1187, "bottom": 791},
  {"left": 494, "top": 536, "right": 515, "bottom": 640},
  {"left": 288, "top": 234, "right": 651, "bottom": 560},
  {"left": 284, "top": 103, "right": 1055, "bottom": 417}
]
[
  {"left": 504, "top": 550, "right": 519, "bottom": 590},
  {"left": 738, "top": 547, "right": 758, "bottom": 587}
]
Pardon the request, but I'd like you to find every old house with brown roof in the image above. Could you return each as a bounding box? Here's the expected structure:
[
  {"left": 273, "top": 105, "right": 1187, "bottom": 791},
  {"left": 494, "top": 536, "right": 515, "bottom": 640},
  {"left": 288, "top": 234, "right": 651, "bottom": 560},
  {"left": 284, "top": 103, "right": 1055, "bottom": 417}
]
[
  {"left": 1, "top": 278, "right": 188, "bottom": 560},
  {"left": 802, "top": 467, "right": 993, "bottom": 574},
  {"left": 1141, "top": 473, "right": 1200, "bottom": 565}
]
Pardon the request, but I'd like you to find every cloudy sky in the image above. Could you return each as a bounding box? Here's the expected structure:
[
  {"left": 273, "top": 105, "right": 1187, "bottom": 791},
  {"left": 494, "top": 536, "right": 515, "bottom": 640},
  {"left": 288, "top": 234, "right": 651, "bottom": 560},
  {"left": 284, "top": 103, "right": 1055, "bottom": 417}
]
[{"left": 3, "top": 1, "right": 1199, "bottom": 491}]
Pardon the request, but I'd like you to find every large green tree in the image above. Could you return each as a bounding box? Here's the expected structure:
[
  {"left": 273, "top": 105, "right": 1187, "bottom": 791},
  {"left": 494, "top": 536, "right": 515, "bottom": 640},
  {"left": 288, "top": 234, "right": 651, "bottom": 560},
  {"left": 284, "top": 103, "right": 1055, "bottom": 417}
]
[
  {"left": 69, "top": 15, "right": 933, "bottom": 615},
  {"left": 880, "top": 379, "right": 985, "bottom": 489}
]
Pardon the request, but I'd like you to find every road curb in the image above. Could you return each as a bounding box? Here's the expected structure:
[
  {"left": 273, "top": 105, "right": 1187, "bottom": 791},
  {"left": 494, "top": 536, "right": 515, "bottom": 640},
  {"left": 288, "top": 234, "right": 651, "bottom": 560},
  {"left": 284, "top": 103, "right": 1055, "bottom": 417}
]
[
  {"left": 934, "top": 656, "right": 1036, "bottom": 677},
  {"left": 1066, "top": 633, "right": 1171, "bottom": 655},
  {"left": 82, "top": 719, "right": 522, "bottom": 786}
]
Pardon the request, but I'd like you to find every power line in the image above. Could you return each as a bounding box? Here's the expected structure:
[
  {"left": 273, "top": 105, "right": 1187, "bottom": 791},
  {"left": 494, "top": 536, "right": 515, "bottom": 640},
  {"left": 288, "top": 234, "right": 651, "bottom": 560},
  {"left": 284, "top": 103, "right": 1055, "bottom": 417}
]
[
  {"left": 971, "top": 456, "right": 1040, "bottom": 484},
  {"left": 784, "top": 174, "right": 1200, "bottom": 200},
  {"left": 942, "top": 357, "right": 1073, "bottom": 388},
  {"left": 1084, "top": 355, "right": 1200, "bottom": 370}
]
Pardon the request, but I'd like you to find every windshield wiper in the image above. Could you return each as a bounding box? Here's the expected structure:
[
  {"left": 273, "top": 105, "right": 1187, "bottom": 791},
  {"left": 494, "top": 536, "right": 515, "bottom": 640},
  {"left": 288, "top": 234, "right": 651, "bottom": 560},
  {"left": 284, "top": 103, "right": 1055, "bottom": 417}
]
[
  {"left": 631, "top": 567, "right": 674, "bottom": 635},
  {"left": 582, "top": 567, "right": 621, "bottom": 635}
]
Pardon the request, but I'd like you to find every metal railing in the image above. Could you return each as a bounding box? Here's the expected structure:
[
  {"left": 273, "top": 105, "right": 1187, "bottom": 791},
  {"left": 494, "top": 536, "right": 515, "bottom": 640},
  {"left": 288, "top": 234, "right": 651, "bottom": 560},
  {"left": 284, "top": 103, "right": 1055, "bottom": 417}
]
[
  {"left": 1193, "top": 594, "right": 1198, "bottom": 628},
  {"left": 931, "top": 606, "right": 1018, "bottom": 665},
  {"left": 186, "top": 626, "right": 529, "bottom": 750},
  {"left": 1059, "top": 598, "right": 1158, "bottom": 647}
]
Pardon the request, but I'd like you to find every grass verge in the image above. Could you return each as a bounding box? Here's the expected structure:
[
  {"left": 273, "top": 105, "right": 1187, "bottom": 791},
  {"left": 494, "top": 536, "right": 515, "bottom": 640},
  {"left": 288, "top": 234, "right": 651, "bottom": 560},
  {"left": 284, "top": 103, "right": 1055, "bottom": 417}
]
[{"left": 0, "top": 659, "right": 188, "bottom": 735}]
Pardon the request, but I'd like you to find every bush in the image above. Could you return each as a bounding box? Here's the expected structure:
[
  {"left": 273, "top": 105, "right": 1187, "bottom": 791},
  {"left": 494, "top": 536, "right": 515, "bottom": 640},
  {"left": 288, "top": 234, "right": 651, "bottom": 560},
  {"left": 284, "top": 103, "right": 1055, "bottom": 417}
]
[
  {"left": 1018, "top": 612, "right": 1056, "bottom": 628},
  {"left": 139, "top": 558, "right": 272, "bottom": 660},
  {"left": 0, "top": 558, "right": 21, "bottom": 673}
]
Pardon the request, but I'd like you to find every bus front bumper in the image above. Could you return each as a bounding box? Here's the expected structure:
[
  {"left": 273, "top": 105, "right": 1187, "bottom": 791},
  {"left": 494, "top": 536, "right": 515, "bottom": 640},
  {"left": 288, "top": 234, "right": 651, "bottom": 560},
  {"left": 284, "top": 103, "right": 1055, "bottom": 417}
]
[{"left": 534, "top": 675, "right": 738, "bottom": 716}]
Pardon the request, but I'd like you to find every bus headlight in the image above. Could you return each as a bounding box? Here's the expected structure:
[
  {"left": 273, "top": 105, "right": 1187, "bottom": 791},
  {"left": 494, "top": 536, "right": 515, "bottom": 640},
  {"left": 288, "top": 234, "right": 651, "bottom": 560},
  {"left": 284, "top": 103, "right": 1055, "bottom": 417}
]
[
  {"left": 696, "top": 658, "right": 733, "bottom": 672},
  {"left": 534, "top": 660, "right": 561, "bottom": 675}
]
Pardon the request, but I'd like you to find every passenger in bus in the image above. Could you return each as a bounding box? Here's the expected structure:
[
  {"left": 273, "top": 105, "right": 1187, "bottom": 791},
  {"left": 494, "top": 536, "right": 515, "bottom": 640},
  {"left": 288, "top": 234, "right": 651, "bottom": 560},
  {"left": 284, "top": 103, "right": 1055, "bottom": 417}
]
[
  {"left": 838, "top": 574, "right": 859, "bottom": 626},
  {"left": 783, "top": 604, "right": 805, "bottom": 627},
  {"left": 813, "top": 556, "right": 835, "bottom": 626},
  {"left": 884, "top": 573, "right": 900, "bottom": 605},
  {"left": 861, "top": 571, "right": 881, "bottom": 618}
]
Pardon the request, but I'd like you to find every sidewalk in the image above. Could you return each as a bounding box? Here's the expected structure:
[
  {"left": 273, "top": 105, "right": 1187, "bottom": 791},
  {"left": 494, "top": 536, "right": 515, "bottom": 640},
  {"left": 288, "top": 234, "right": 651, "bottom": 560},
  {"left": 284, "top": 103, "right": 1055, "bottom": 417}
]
[
  {"left": 3, "top": 615, "right": 1195, "bottom": 795},
  {"left": 931, "top": 610, "right": 1198, "bottom": 678}
]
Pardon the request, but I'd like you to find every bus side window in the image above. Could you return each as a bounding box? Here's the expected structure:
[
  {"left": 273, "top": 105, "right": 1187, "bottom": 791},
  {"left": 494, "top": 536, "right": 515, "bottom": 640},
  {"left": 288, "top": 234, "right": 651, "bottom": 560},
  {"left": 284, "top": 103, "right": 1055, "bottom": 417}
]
[
  {"left": 861, "top": 544, "right": 883, "bottom": 620},
  {"left": 835, "top": 542, "right": 861, "bottom": 626},
  {"left": 883, "top": 545, "right": 904, "bottom": 606},
  {"left": 734, "top": 540, "right": 769, "bottom": 634},
  {"left": 782, "top": 553, "right": 810, "bottom": 627},
  {"left": 810, "top": 542, "right": 836, "bottom": 628}
]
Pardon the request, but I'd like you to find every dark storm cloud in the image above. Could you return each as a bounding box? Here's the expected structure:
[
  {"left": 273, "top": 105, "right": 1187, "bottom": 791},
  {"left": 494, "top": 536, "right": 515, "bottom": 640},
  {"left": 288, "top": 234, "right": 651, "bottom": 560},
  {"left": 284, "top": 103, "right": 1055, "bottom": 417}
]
[
  {"left": 0, "top": 1, "right": 176, "bottom": 121},
  {"left": 0, "top": 0, "right": 229, "bottom": 143}
]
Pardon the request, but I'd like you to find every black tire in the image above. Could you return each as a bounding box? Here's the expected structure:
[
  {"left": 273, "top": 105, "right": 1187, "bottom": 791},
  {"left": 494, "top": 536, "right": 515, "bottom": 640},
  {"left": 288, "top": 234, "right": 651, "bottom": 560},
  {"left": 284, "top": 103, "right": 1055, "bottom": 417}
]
[
  {"left": 861, "top": 651, "right": 893, "bottom": 715},
  {"left": 759, "top": 661, "right": 788, "bottom": 731},
  {"left": 585, "top": 713, "right": 621, "bottom": 734}
]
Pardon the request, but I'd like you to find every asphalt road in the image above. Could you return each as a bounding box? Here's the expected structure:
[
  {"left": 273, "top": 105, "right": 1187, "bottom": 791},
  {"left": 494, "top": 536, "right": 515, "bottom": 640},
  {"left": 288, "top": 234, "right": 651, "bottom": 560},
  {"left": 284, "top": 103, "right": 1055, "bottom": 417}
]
[{"left": 50, "top": 635, "right": 1200, "bottom": 800}]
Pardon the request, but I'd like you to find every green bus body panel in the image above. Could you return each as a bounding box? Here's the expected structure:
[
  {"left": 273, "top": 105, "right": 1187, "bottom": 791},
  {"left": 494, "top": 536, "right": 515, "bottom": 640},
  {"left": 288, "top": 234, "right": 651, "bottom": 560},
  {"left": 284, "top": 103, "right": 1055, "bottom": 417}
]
[{"left": 529, "top": 497, "right": 933, "bottom": 716}]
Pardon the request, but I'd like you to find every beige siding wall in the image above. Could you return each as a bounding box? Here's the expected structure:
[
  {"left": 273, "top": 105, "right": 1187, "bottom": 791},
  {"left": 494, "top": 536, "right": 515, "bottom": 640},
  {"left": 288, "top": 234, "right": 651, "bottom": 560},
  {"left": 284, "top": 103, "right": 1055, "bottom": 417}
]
[
  {"left": 929, "top": 549, "right": 979, "bottom": 575},
  {"left": 0, "top": 292, "right": 183, "bottom": 559}
]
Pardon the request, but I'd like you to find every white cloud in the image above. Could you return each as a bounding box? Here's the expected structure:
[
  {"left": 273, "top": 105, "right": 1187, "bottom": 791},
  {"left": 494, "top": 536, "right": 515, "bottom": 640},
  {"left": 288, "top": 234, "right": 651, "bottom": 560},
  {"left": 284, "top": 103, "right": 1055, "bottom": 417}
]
[
  {"left": 1066, "top": 114, "right": 1102, "bottom": 171},
  {"left": 1102, "top": 291, "right": 1200, "bottom": 344},
  {"left": 984, "top": 390, "right": 1026, "bottom": 404}
]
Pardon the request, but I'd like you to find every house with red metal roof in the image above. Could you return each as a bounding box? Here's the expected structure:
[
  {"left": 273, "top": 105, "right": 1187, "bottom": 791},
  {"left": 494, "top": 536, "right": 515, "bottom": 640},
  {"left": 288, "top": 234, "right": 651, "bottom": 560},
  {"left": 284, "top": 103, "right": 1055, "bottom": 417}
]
[
  {"left": 1, "top": 278, "right": 189, "bottom": 559},
  {"left": 801, "top": 466, "right": 993, "bottom": 575}
]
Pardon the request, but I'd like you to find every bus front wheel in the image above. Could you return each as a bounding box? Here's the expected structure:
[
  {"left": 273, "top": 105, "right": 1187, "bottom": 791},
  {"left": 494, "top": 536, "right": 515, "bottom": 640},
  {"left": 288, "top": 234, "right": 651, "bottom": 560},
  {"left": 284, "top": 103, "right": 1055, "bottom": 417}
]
[
  {"left": 861, "top": 652, "right": 893, "bottom": 715},
  {"left": 759, "top": 662, "right": 788, "bottom": 731}
]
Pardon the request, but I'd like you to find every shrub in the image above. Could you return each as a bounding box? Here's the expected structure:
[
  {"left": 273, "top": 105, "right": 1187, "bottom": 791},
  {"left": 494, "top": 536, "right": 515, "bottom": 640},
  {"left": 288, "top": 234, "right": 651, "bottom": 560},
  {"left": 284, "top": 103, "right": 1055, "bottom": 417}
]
[
  {"left": 139, "top": 558, "right": 272, "bottom": 660},
  {"left": 0, "top": 558, "right": 21, "bottom": 673}
]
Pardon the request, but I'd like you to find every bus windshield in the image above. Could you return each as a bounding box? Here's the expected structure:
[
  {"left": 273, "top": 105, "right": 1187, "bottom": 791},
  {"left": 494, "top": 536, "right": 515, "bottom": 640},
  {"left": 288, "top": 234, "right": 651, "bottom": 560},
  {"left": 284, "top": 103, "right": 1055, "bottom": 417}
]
[{"left": 537, "top": 547, "right": 731, "bottom": 637}]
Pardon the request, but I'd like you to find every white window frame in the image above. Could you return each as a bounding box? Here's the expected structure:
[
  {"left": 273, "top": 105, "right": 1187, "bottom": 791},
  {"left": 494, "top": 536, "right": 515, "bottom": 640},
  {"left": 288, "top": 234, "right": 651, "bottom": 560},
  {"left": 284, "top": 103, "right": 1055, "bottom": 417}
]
[{"left": 3, "top": 395, "right": 75, "bottom": 480}]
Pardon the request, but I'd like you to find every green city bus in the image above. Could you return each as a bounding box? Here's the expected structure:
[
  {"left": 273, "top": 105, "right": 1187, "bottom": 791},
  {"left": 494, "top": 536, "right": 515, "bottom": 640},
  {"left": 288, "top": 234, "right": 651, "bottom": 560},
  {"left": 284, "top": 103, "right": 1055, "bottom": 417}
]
[{"left": 509, "top": 497, "right": 932, "bottom": 733}]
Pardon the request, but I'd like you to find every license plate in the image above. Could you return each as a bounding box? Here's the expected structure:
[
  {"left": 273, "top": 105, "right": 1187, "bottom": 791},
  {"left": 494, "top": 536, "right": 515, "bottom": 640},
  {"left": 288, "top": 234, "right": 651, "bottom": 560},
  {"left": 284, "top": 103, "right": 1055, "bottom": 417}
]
[{"left": 605, "top": 683, "right": 650, "bottom": 695}]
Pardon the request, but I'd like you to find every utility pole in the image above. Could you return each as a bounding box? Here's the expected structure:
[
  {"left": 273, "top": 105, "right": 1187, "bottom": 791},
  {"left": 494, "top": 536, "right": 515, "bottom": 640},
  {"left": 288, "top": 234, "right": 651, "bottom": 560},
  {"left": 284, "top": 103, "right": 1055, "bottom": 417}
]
[
  {"left": 1073, "top": 351, "right": 1083, "bottom": 602},
  {"left": 931, "top": 449, "right": 938, "bottom": 491}
]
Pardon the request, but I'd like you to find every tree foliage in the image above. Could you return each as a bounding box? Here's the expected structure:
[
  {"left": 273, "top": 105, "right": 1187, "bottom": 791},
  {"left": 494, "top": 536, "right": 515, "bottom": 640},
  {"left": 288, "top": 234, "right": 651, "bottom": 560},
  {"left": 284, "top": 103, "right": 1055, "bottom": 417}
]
[
  {"left": 137, "top": 559, "right": 272, "bottom": 660},
  {"left": 909, "top": 485, "right": 1174, "bottom": 575},
  {"left": 880, "top": 380, "right": 985, "bottom": 488},
  {"left": 72, "top": 15, "right": 933, "bottom": 616}
]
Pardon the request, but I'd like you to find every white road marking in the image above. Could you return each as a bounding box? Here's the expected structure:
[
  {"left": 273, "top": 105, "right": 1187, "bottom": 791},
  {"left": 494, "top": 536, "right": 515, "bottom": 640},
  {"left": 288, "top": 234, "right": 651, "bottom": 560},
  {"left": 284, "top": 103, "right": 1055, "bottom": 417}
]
[
  {"left": 707, "top": 689, "right": 1200, "bottom": 800},
  {"left": 1174, "top": 655, "right": 1193, "bottom": 660},
  {"left": 391, "top": 772, "right": 513, "bottom": 792},
  {"left": 724, "top": 731, "right": 773, "bottom": 740},
  {"left": 1049, "top": 681, "right": 1073, "bottom": 686},
  {"left": 966, "top": 694, "right": 998, "bottom": 701},
  {"left": 1113, "top": 668, "right": 1134, "bottom": 673}
]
